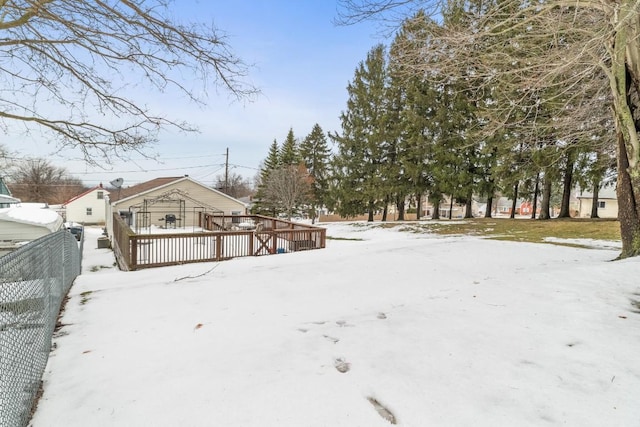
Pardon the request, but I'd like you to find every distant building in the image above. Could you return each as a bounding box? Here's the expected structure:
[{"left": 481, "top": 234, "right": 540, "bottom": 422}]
[
  {"left": 577, "top": 186, "right": 618, "bottom": 218},
  {"left": 64, "top": 184, "right": 109, "bottom": 224},
  {"left": 0, "top": 176, "right": 19, "bottom": 208}
]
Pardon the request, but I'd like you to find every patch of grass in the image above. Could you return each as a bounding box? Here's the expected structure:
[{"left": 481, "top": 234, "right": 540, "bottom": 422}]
[
  {"left": 326, "top": 236, "right": 364, "bottom": 241},
  {"left": 413, "top": 218, "right": 620, "bottom": 245},
  {"left": 374, "top": 223, "right": 402, "bottom": 230},
  {"left": 79, "top": 291, "right": 92, "bottom": 305},
  {"left": 89, "top": 265, "right": 112, "bottom": 272}
]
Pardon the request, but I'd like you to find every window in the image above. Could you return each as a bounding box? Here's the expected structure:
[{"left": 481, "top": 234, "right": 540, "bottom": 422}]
[
  {"left": 598, "top": 201, "right": 606, "bottom": 209},
  {"left": 86, "top": 207, "right": 93, "bottom": 216},
  {"left": 231, "top": 211, "right": 241, "bottom": 223},
  {"left": 97, "top": 191, "right": 104, "bottom": 200}
]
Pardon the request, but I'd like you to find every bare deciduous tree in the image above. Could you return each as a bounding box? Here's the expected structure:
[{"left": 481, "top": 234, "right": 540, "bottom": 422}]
[
  {"left": 0, "top": 1, "right": 256, "bottom": 163},
  {"left": 262, "top": 164, "right": 312, "bottom": 220},
  {"left": 8, "top": 158, "right": 85, "bottom": 204},
  {"left": 214, "top": 172, "right": 253, "bottom": 199}
]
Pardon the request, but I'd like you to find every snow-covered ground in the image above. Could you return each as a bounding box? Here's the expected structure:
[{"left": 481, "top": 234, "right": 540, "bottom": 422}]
[{"left": 30, "top": 222, "right": 640, "bottom": 426}]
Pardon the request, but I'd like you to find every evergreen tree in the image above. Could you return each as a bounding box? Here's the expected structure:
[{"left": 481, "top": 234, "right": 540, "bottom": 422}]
[
  {"left": 252, "top": 139, "right": 281, "bottom": 215},
  {"left": 280, "top": 128, "right": 300, "bottom": 166},
  {"left": 330, "top": 44, "right": 389, "bottom": 221},
  {"left": 299, "top": 123, "right": 331, "bottom": 222},
  {"left": 388, "top": 11, "right": 438, "bottom": 220},
  {"left": 265, "top": 139, "right": 281, "bottom": 168}
]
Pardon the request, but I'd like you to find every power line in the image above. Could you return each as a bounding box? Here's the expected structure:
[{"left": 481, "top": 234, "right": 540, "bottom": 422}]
[
  {"left": 66, "top": 163, "right": 226, "bottom": 175},
  {"left": 229, "top": 163, "right": 260, "bottom": 171}
]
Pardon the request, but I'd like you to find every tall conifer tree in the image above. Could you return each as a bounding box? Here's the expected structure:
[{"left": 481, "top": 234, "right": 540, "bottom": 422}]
[
  {"left": 253, "top": 139, "right": 282, "bottom": 215},
  {"left": 280, "top": 128, "right": 300, "bottom": 166},
  {"left": 331, "top": 44, "right": 389, "bottom": 221},
  {"left": 299, "top": 123, "right": 331, "bottom": 222}
]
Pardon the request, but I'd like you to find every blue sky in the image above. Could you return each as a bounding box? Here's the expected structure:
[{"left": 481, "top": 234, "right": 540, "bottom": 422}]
[{"left": 3, "top": 1, "right": 386, "bottom": 187}]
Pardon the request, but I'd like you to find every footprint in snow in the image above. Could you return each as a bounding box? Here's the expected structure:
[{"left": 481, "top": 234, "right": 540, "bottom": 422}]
[
  {"left": 367, "top": 397, "right": 397, "bottom": 425},
  {"left": 334, "top": 358, "right": 350, "bottom": 373},
  {"left": 323, "top": 334, "right": 339, "bottom": 344},
  {"left": 336, "top": 320, "right": 354, "bottom": 327}
]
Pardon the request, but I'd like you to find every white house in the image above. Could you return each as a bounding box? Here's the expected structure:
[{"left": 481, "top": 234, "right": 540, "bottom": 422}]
[
  {"left": 577, "top": 186, "right": 618, "bottom": 218},
  {"left": 63, "top": 184, "right": 109, "bottom": 224}
]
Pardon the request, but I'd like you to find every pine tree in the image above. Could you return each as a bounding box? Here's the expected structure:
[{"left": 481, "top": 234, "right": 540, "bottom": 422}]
[
  {"left": 299, "top": 123, "right": 331, "bottom": 222},
  {"left": 280, "top": 128, "right": 300, "bottom": 166},
  {"left": 262, "top": 139, "right": 281, "bottom": 178},
  {"left": 253, "top": 139, "right": 281, "bottom": 215},
  {"left": 330, "top": 44, "right": 389, "bottom": 222},
  {"left": 389, "top": 11, "right": 451, "bottom": 220}
]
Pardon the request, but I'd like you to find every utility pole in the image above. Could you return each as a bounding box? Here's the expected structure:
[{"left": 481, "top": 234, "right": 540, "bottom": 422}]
[{"left": 224, "top": 147, "right": 229, "bottom": 193}]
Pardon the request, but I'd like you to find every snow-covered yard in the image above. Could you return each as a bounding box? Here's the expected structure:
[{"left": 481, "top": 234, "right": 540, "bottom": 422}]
[{"left": 30, "top": 222, "right": 640, "bottom": 426}]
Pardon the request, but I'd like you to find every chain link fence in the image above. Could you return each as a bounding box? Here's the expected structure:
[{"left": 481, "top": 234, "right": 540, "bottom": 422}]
[{"left": 0, "top": 230, "right": 82, "bottom": 427}]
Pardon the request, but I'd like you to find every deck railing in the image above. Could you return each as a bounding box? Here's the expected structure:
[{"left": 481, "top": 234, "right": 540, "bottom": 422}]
[{"left": 111, "top": 213, "right": 325, "bottom": 271}]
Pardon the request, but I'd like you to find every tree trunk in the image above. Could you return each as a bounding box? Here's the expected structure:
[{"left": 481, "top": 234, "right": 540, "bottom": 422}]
[
  {"left": 558, "top": 149, "right": 575, "bottom": 218},
  {"left": 531, "top": 172, "right": 540, "bottom": 219},
  {"left": 590, "top": 182, "right": 600, "bottom": 219},
  {"left": 310, "top": 203, "right": 317, "bottom": 224},
  {"left": 381, "top": 194, "right": 389, "bottom": 221},
  {"left": 616, "top": 130, "right": 640, "bottom": 258},
  {"left": 397, "top": 197, "right": 406, "bottom": 221},
  {"left": 484, "top": 195, "right": 493, "bottom": 218},
  {"left": 448, "top": 196, "right": 453, "bottom": 219},
  {"left": 416, "top": 192, "right": 422, "bottom": 220},
  {"left": 431, "top": 195, "right": 441, "bottom": 220},
  {"left": 367, "top": 200, "right": 374, "bottom": 222},
  {"left": 510, "top": 182, "right": 518, "bottom": 219},
  {"left": 611, "top": 10, "right": 640, "bottom": 258},
  {"left": 464, "top": 189, "right": 473, "bottom": 218},
  {"left": 538, "top": 177, "right": 552, "bottom": 220}
]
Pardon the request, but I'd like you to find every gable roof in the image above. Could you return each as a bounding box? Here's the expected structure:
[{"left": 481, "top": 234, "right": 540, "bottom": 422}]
[
  {"left": 64, "top": 184, "right": 108, "bottom": 205},
  {"left": 577, "top": 186, "right": 617, "bottom": 200},
  {"left": 108, "top": 176, "right": 247, "bottom": 207},
  {"left": 108, "top": 177, "right": 183, "bottom": 203}
]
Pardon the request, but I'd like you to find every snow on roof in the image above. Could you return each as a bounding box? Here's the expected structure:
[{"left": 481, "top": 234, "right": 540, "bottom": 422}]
[{"left": 0, "top": 206, "right": 64, "bottom": 232}]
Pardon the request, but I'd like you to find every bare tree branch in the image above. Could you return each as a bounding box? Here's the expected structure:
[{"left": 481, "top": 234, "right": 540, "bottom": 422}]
[{"left": 0, "top": 0, "right": 258, "bottom": 163}]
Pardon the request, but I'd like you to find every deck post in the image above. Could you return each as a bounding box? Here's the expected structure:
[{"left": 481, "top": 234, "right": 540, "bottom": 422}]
[
  {"left": 215, "top": 234, "right": 222, "bottom": 261},
  {"left": 130, "top": 236, "right": 137, "bottom": 270}
]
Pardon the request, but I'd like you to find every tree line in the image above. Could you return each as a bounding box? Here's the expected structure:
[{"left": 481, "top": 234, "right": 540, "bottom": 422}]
[
  {"left": 333, "top": 0, "right": 640, "bottom": 258},
  {"left": 1, "top": 1, "right": 638, "bottom": 258},
  {"left": 254, "top": 15, "right": 615, "bottom": 227}
]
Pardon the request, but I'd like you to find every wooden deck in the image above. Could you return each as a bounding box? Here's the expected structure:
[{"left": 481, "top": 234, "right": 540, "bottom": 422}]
[{"left": 111, "top": 213, "right": 326, "bottom": 271}]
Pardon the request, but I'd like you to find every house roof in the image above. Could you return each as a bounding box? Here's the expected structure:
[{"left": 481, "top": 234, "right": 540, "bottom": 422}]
[
  {"left": 108, "top": 176, "right": 247, "bottom": 207},
  {"left": 108, "top": 177, "right": 183, "bottom": 203},
  {"left": 64, "top": 184, "right": 108, "bottom": 205},
  {"left": 577, "top": 186, "right": 617, "bottom": 200}
]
